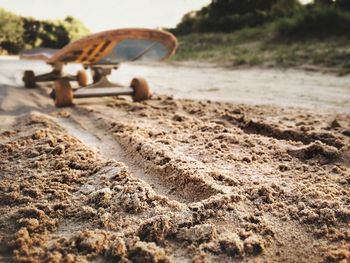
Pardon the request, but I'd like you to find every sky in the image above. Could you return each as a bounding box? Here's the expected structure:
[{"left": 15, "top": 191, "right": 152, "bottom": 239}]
[
  {"left": 0, "top": 0, "right": 313, "bottom": 33},
  {"left": 0, "top": 0, "right": 211, "bottom": 32}
]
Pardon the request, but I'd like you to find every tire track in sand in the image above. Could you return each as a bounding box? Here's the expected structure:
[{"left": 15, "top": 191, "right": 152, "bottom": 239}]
[{"left": 52, "top": 110, "right": 217, "bottom": 203}]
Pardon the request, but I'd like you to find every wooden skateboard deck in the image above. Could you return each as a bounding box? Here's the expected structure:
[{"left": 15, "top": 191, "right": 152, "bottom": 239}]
[{"left": 20, "top": 28, "right": 177, "bottom": 65}]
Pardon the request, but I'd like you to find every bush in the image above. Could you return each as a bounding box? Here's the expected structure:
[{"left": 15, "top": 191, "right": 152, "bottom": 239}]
[
  {"left": 0, "top": 8, "right": 24, "bottom": 53},
  {"left": 0, "top": 8, "right": 90, "bottom": 54},
  {"left": 275, "top": 6, "right": 350, "bottom": 38},
  {"left": 173, "top": 0, "right": 302, "bottom": 35}
]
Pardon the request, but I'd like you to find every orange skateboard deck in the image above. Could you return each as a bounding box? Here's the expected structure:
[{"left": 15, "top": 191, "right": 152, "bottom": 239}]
[{"left": 21, "top": 28, "right": 177, "bottom": 65}]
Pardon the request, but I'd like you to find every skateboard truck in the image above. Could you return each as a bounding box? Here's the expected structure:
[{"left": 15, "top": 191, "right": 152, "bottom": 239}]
[
  {"left": 22, "top": 63, "right": 88, "bottom": 88},
  {"left": 53, "top": 65, "right": 151, "bottom": 107}
]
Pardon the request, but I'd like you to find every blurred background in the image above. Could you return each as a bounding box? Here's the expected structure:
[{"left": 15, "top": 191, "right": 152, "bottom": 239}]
[
  {"left": 1, "top": 0, "right": 350, "bottom": 74},
  {"left": 1, "top": 0, "right": 349, "bottom": 113}
]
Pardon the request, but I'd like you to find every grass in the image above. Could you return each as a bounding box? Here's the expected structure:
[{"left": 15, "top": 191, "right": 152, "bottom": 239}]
[{"left": 171, "top": 25, "right": 350, "bottom": 75}]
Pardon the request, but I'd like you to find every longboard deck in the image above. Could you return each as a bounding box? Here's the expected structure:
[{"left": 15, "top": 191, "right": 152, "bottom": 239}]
[{"left": 20, "top": 28, "right": 177, "bottom": 65}]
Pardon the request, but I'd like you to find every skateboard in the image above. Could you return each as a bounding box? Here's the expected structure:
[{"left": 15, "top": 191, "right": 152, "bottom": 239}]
[{"left": 20, "top": 28, "right": 177, "bottom": 107}]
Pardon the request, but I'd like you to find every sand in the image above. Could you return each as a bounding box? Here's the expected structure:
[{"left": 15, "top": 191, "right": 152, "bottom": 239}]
[{"left": 0, "top": 59, "right": 349, "bottom": 262}]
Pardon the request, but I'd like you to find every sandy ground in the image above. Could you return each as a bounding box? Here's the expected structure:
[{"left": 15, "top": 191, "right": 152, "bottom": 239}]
[{"left": 0, "top": 57, "right": 350, "bottom": 262}]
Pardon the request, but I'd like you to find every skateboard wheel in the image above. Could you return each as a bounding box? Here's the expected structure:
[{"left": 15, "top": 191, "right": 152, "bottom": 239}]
[
  {"left": 54, "top": 79, "right": 73, "bottom": 107},
  {"left": 23, "top": 70, "right": 36, "bottom": 88},
  {"left": 77, "top": 70, "right": 88, "bottom": 87},
  {"left": 131, "top": 78, "right": 151, "bottom": 102}
]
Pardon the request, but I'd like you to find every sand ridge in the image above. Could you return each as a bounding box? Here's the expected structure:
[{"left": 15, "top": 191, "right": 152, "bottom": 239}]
[
  {"left": 0, "top": 60, "right": 349, "bottom": 262},
  {"left": 0, "top": 93, "right": 349, "bottom": 262}
]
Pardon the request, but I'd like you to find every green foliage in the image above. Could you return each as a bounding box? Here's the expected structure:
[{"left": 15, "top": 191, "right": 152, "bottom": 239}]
[
  {"left": 173, "top": 0, "right": 302, "bottom": 35},
  {"left": 0, "top": 8, "right": 24, "bottom": 53},
  {"left": 271, "top": 0, "right": 302, "bottom": 16},
  {"left": 0, "top": 8, "right": 90, "bottom": 54},
  {"left": 172, "top": 28, "right": 350, "bottom": 74},
  {"left": 173, "top": 0, "right": 350, "bottom": 39},
  {"left": 172, "top": 27, "right": 268, "bottom": 64},
  {"left": 38, "top": 21, "right": 70, "bottom": 49},
  {"left": 275, "top": 5, "right": 350, "bottom": 38},
  {"left": 337, "top": 0, "right": 350, "bottom": 10},
  {"left": 22, "top": 18, "right": 42, "bottom": 48},
  {"left": 62, "top": 16, "right": 91, "bottom": 41}
]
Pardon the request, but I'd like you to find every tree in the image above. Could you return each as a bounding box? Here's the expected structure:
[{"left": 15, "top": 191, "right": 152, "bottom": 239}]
[
  {"left": 0, "top": 8, "right": 24, "bottom": 53},
  {"left": 314, "top": 0, "right": 334, "bottom": 6},
  {"left": 37, "top": 21, "right": 70, "bottom": 49},
  {"left": 23, "top": 18, "right": 42, "bottom": 48},
  {"left": 175, "top": 0, "right": 301, "bottom": 34},
  {"left": 272, "top": 0, "right": 302, "bottom": 16},
  {"left": 337, "top": 0, "right": 350, "bottom": 10},
  {"left": 63, "top": 16, "right": 91, "bottom": 41},
  {"left": 0, "top": 8, "right": 91, "bottom": 53}
]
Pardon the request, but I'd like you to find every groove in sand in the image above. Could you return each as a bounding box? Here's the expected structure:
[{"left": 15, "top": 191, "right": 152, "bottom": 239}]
[{"left": 54, "top": 114, "right": 191, "bottom": 203}]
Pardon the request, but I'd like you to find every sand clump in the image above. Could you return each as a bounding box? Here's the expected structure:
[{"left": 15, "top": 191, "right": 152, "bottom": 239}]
[{"left": 0, "top": 94, "right": 350, "bottom": 262}]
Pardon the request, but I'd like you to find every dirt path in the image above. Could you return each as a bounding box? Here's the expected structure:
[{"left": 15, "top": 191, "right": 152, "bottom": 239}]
[
  {"left": 1, "top": 57, "right": 350, "bottom": 113},
  {"left": 0, "top": 59, "right": 350, "bottom": 262}
]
